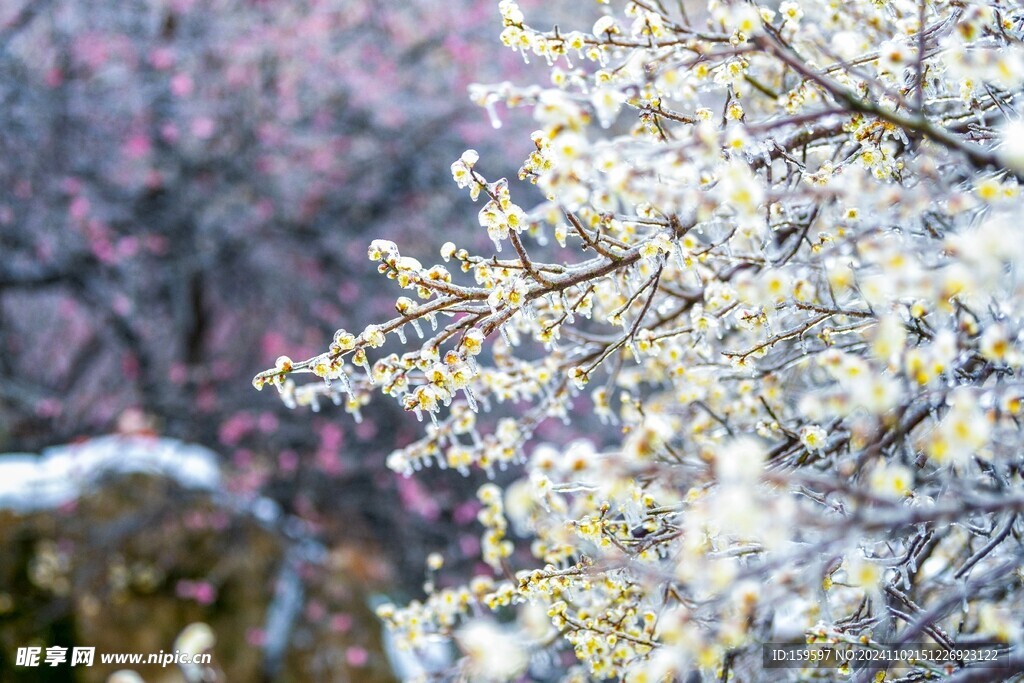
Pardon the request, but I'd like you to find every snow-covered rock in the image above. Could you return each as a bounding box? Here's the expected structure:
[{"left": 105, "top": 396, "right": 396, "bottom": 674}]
[{"left": 0, "top": 435, "right": 221, "bottom": 513}]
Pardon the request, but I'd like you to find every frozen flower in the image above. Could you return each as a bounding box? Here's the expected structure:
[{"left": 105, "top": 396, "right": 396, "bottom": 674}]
[
  {"left": 456, "top": 619, "right": 528, "bottom": 681},
  {"left": 878, "top": 40, "right": 912, "bottom": 75},
  {"left": 716, "top": 437, "right": 766, "bottom": 484},
  {"left": 367, "top": 239, "right": 398, "bottom": 261},
  {"left": 979, "top": 324, "right": 1014, "bottom": 364},
  {"left": 998, "top": 120, "right": 1024, "bottom": 175},
  {"left": 800, "top": 425, "right": 828, "bottom": 451},
  {"left": 779, "top": 1, "right": 803, "bottom": 23},
  {"left": 926, "top": 389, "right": 991, "bottom": 464},
  {"left": 869, "top": 461, "right": 914, "bottom": 498},
  {"left": 592, "top": 16, "right": 618, "bottom": 36},
  {"left": 361, "top": 325, "right": 387, "bottom": 348}
]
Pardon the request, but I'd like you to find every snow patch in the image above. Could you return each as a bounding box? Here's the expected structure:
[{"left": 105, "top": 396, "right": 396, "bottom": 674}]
[{"left": 0, "top": 435, "right": 221, "bottom": 513}]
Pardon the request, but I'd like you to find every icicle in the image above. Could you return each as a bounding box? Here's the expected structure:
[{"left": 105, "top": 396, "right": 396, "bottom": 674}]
[
  {"left": 331, "top": 393, "right": 342, "bottom": 406},
  {"left": 322, "top": 376, "right": 332, "bottom": 389},
  {"left": 396, "top": 327, "right": 407, "bottom": 344},
  {"left": 354, "top": 356, "right": 374, "bottom": 385},
  {"left": 500, "top": 324, "right": 513, "bottom": 346},
  {"left": 629, "top": 340, "right": 642, "bottom": 363},
  {"left": 429, "top": 411, "right": 439, "bottom": 427},
  {"left": 414, "top": 408, "right": 423, "bottom": 422},
  {"left": 464, "top": 387, "right": 479, "bottom": 412},
  {"left": 485, "top": 99, "right": 504, "bottom": 129},
  {"left": 626, "top": 264, "right": 642, "bottom": 288},
  {"left": 674, "top": 242, "right": 686, "bottom": 270},
  {"left": 310, "top": 396, "right": 321, "bottom": 412},
  {"left": 335, "top": 367, "right": 353, "bottom": 396},
  {"left": 411, "top": 319, "right": 424, "bottom": 339},
  {"left": 428, "top": 313, "right": 438, "bottom": 331},
  {"left": 491, "top": 235, "right": 504, "bottom": 252},
  {"left": 352, "top": 409, "right": 363, "bottom": 423},
  {"left": 278, "top": 380, "right": 297, "bottom": 409}
]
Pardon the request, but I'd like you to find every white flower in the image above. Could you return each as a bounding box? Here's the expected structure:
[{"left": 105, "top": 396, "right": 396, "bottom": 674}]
[
  {"left": 440, "top": 241, "right": 457, "bottom": 261},
  {"left": 591, "top": 87, "right": 625, "bottom": 128},
  {"left": 592, "top": 16, "right": 618, "bottom": 36},
  {"left": 779, "top": 1, "right": 803, "bottom": 23},
  {"left": 979, "top": 324, "right": 1013, "bottom": 364},
  {"left": 367, "top": 239, "right": 398, "bottom": 261},
  {"left": 845, "top": 554, "right": 883, "bottom": 590},
  {"left": 878, "top": 40, "right": 912, "bottom": 75},
  {"left": 361, "top": 324, "right": 387, "bottom": 348},
  {"left": 800, "top": 425, "right": 828, "bottom": 451},
  {"left": 869, "top": 461, "right": 914, "bottom": 498},
  {"left": 174, "top": 622, "right": 215, "bottom": 656},
  {"left": 716, "top": 437, "right": 766, "bottom": 484},
  {"left": 998, "top": 120, "right": 1024, "bottom": 175},
  {"left": 498, "top": 0, "right": 523, "bottom": 25},
  {"left": 456, "top": 620, "right": 528, "bottom": 681},
  {"left": 927, "top": 388, "right": 991, "bottom": 464}
]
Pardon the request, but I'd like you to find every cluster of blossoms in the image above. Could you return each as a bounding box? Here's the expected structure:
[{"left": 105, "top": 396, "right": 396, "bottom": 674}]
[{"left": 257, "top": 0, "right": 1024, "bottom": 680}]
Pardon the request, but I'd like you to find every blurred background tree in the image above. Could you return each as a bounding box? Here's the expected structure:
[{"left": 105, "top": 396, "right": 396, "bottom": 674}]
[{"left": 0, "top": 0, "right": 549, "bottom": 679}]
